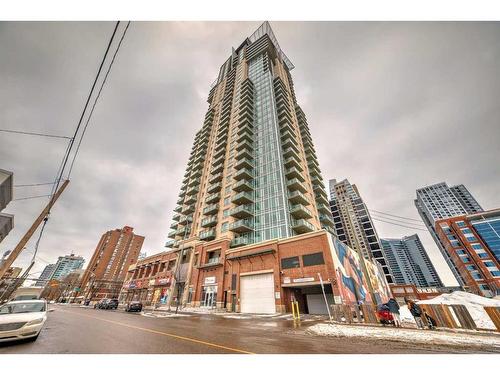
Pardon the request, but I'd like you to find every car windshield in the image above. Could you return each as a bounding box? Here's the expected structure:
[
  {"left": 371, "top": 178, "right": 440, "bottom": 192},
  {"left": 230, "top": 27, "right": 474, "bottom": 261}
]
[{"left": 0, "top": 302, "right": 46, "bottom": 314}]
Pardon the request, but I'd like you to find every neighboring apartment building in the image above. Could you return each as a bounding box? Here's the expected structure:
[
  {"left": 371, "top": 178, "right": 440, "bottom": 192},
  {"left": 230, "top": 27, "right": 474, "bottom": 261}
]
[
  {"left": 79, "top": 226, "right": 144, "bottom": 300},
  {"left": 435, "top": 210, "right": 500, "bottom": 297},
  {"left": 381, "top": 234, "right": 442, "bottom": 287},
  {"left": 35, "top": 263, "right": 57, "bottom": 286},
  {"left": 415, "top": 182, "right": 483, "bottom": 286},
  {"left": 157, "top": 23, "right": 391, "bottom": 314},
  {"left": 0, "top": 169, "right": 14, "bottom": 244},
  {"left": 328, "top": 178, "right": 393, "bottom": 283}
]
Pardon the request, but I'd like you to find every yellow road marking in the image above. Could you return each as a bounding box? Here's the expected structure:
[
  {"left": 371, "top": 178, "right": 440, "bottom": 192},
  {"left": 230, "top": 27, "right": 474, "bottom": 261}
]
[{"left": 58, "top": 308, "right": 254, "bottom": 354}]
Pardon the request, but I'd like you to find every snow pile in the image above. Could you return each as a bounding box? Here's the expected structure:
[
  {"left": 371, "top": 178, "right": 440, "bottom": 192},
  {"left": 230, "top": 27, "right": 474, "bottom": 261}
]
[
  {"left": 308, "top": 323, "right": 500, "bottom": 349},
  {"left": 417, "top": 291, "right": 500, "bottom": 330}
]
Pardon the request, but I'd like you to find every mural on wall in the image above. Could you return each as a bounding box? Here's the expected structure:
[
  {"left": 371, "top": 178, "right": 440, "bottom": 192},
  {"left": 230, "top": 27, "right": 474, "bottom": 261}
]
[{"left": 329, "top": 235, "right": 391, "bottom": 305}]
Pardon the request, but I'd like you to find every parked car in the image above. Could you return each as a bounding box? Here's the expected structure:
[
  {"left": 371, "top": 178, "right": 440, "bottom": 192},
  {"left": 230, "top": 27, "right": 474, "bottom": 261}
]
[
  {"left": 94, "top": 298, "right": 119, "bottom": 310},
  {"left": 0, "top": 299, "right": 49, "bottom": 343},
  {"left": 376, "top": 303, "right": 394, "bottom": 325},
  {"left": 125, "top": 301, "right": 143, "bottom": 312},
  {"left": 94, "top": 298, "right": 109, "bottom": 309}
]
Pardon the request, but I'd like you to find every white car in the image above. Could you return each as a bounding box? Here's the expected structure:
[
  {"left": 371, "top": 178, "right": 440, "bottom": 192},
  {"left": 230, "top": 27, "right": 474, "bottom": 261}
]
[{"left": 0, "top": 299, "right": 48, "bottom": 343}]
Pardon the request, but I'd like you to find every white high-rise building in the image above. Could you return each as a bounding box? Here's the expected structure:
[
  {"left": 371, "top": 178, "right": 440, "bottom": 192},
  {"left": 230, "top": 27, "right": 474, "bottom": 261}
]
[{"left": 415, "top": 182, "right": 483, "bottom": 286}]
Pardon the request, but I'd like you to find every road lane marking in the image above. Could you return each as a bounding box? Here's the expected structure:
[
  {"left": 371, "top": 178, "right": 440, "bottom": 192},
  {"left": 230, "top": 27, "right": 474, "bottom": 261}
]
[{"left": 57, "top": 308, "right": 255, "bottom": 354}]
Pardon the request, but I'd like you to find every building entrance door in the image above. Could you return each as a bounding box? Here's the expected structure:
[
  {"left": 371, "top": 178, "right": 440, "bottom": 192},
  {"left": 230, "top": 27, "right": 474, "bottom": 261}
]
[{"left": 204, "top": 290, "right": 215, "bottom": 307}]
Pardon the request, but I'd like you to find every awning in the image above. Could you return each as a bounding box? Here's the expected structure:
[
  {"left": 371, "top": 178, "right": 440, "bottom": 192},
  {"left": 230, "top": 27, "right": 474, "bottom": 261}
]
[{"left": 226, "top": 248, "right": 275, "bottom": 260}]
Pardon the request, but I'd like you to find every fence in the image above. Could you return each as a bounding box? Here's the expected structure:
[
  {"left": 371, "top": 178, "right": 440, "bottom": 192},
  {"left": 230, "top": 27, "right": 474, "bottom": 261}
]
[{"left": 330, "top": 303, "right": 499, "bottom": 332}]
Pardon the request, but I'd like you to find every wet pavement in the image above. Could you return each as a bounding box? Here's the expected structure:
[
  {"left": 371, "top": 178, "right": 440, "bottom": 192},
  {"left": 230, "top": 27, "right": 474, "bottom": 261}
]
[{"left": 0, "top": 304, "right": 493, "bottom": 354}]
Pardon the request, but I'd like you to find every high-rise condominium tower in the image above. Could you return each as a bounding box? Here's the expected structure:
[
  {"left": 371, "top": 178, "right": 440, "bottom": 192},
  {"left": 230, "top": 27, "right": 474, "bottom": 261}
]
[
  {"left": 328, "top": 178, "right": 393, "bottom": 283},
  {"left": 415, "top": 182, "right": 483, "bottom": 286},
  {"left": 381, "top": 234, "right": 442, "bottom": 287},
  {"left": 167, "top": 22, "right": 334, "bottom": 250}
]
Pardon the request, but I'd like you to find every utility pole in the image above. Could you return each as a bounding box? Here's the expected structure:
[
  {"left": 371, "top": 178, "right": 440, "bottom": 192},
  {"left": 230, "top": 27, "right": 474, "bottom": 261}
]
[{"left": 0, "top": 179, "right": 70, "bottom": 279}]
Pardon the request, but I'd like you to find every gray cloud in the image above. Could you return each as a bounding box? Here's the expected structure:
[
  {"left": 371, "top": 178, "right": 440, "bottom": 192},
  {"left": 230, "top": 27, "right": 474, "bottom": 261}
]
[{"left": 1, "top": 22, "right": 499, "bottom": 286}]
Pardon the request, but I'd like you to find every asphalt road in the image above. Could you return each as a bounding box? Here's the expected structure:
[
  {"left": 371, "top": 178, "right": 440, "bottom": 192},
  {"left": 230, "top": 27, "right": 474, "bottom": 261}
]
[{"left": 0, "top": 305, "right": 494, "bottom": 354}]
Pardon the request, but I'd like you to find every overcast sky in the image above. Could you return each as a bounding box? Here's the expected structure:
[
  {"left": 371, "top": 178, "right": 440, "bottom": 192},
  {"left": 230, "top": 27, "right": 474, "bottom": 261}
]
[{"left": 1, "top": 21, "right": 499, "bottom": 286}]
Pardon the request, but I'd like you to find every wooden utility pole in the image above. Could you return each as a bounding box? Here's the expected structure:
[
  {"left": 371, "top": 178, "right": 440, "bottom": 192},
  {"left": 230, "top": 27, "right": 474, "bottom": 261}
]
[{"left": 0, "top": 179, "right": 70, "bottom": 279}]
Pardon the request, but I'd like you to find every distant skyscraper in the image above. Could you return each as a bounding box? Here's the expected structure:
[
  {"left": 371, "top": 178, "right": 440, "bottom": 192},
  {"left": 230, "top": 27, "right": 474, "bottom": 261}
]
[
  {"left": 80, "top": 226, "right": 144, "bottom": 299},
  {"left": 415, "top": 182, "right": 483, "bottom": 286},
  {"left": 166, "top": 21, "right": 334, "bottom": 251},
  {"left": 329, "top": 178, "right": 393, "bottom": 283},
  {"left": 381, "top": 234, "right": 442, "bottom": 287},
  {"left": 50, "top": 253, "right": 85, "bottom": 281},
  {"left": 0, "top": 169, "right": 14, "bottom": 244},
  {"left": 35, "top": 263, "right": 57, "bottom": 286}
]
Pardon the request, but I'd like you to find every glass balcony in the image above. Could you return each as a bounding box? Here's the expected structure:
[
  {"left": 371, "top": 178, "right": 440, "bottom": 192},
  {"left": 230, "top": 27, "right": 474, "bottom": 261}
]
[
  {"left": 232, "top": 191, "right": 254, "bottom": 205},
  {"left": 284, "top": 155, "right": 302, "bottom": 170},
  {"left": 201, "top": 216, "right": 218, "bottom": 228},
  {"left": 319, "top": 214, "right": 335, "bottom": 226},
  {"left": 174, "top": 205, "right": 182, "bottom": 213},
  {"left": 191, "top": 168, "right": 202, "bottom": 178},
  {"left": 291, "top": 219, "right": 315, "bottom": 234},
  {"left": 165, "top": 240, "right": 179, "bottom": 248},
  {"left": 234, "top": 157, "right": 253, "bottom": 170},
  {"left": 170, "top": 222, "right": 179, "bottom": 230},
  {"left": 282, "top": 146, "right": 298, "bottom": 159},
  {"left": 311, "top": 176, "right": 325, "bottom": 188},
  {"left": 172, "top": 213, "right": 181, "bottom": 222},
  {"left": 235, "top": 139, "right": 252, "bottom": 152},
  {"left": 203, "top": 204, "right": 219, "bottom": 215},
  {"left": 187, "top": 178, "right": 199, "bottom": 188},
  {"left": 234, "top": 168, "right": 254, "bottom": 181},
  {"left": 209, "top": 172, "right": 223, "bottom": 184},
  {"left": 179, "top": 215, "right": 193, "bottom": 224},
  {"left": 213, "top": 147, "right": 225, "bottom": 161},
  {"left": 280, "top": 130, "right": 295, "bottom": 142},
  {"left": 285, "top": 167, "right": 305, "bottom": 182},
  {"left": 287, "top": 178, "right": 307, "bottom": 193},
  {"left": 199, "top": 229, "right": 216, "bottom": 241},
  {"left": 237, "top": 124, "right": 253, "bottom": 137},
  {"left": 186, "top": 186, "right": 199, "bottom": 196},
  {"left": 212, "top": 154, "right": 225, "bottom": 167},
  {"left": 235, "top": 148, "right": 253, "bottom": 161},
  {"left": 230, "top": 204, "right": 254, "bottom": 219},
  {"left": 229, "top": 219, "right": 253, "bottom": 233},
  {"left": 315, "top": 191, "right": 329, "bottom": 205},
  {"left": 168, "top": 230, "right": 177, "bottom": 239},
  {"left": 230, "top": 237, "right": 251, "bottom": 248},
  {"left": 182, "top": 204, "right": 195, "bottom": 215},
  {"left": 290, "top": 204, "right": 313, "bottom": 219},
  {"left": 184, "top": 194, "right": 197, "bottom": 205},
  {"left": 207, "top": 182, "right": 222, "bottom": 194},
  {"left": 237, "top": 131, "right": 252, "bottom": 143},
  {"left": 176, "top": 196, "right": 185, "bottom": 205},
  {"left": 317, "top": 203, "right": 331, "bottom": 215},
  {"left": 288, "top": 191, "right": 309, "bottom": 206},
  {"left": 205, "top": 192, "right": 220, "bottom": 204},
  {"left": 211, "top": 162, "right": 224, "bottom": 174},
  {"left": 233, "top": 179, "right": 253, "bottom": 192}
]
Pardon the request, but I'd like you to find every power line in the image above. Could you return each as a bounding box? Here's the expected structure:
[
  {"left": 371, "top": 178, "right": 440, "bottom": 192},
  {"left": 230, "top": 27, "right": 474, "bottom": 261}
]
[
  {"left": 370, "top": 209, "right": 423, "bottom": 223},
  {"left": 0, "top": 129, "right": 71, "bottom": 139},
  {"left": 13, "top": 194, "right": 51, "bottom": 201},
  {"left": 14, "top": 182, "right": 56, "bottom": 188},
  {"left": 371, "top": 213, "right": 427, "bottom": 228},
  {"left": 372, "top": 217, "right": 428, "bottom": 232},
  {"left": 68, "top": 21, "right": 131, "bottom": 178}
]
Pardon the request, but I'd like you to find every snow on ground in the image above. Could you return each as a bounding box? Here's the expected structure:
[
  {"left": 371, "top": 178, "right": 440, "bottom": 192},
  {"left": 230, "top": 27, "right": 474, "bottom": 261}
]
[
  {"left": 308, "top": 323, "right": 500, "bottom": 349},
  {"left": 417, "top": 291, "right": 500, "bottom": 330}
]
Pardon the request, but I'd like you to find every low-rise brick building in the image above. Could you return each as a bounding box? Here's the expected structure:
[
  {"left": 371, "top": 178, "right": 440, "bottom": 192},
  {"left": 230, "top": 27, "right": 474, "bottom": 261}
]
[{"left": 123, "top": 230, "right": 391, "bottom": 314}]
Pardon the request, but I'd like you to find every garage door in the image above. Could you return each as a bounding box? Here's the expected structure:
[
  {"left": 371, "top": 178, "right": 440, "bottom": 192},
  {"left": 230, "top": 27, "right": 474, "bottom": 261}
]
[
  {"left": 240, "top": 273, "right": 276, "bottom": 314},
  {"left": 306, "top": 294, "right": 334, "bottom": 315}
]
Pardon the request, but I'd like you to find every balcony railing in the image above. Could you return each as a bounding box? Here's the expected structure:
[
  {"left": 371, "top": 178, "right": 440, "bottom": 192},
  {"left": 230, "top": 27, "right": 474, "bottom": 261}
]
[
  {"left": 203, "top": 204, "right": 219, "bottom": 216},
  {"left": 199, "top": 229, "right": 216, "bottom": 241},
  {"left": 234, "top": 168, "right": 254, "bottom": 181},
  {"left": 207, "top": 182, "right": 222, "bottom": 194},
  {"left": 291, "top": 219, "right": 315, "bottom": 234},
  {"left": 229, "top": 219, "right": 253, "bottom": 233},
  {"left": 288, "top": 191, "right": 309, "bottom": 206},
  {"left": 232, "top": 191, "right": 254, "bottom": 205},
  {"left": 229, "top": 204, "right": 254, "bottom": 218},
  {"left": 287, "top": 178, "right": 307, "bottom": 193},
  {"left": 201, "top": 216, "right": 218, "bottom": 228},
  {"left": 233, "top": 179, "right": 253, "bottom": 192},
  {"left": 290, "top": 204, "right": 313, "bottom": 219}
]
